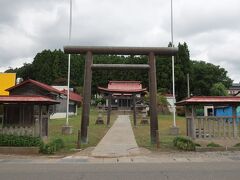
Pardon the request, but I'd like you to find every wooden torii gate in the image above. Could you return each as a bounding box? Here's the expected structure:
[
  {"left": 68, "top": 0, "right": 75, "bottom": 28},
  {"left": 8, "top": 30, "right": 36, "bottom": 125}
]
[{"left": 64, "top": 46, "right": 178, "bottom": 145}]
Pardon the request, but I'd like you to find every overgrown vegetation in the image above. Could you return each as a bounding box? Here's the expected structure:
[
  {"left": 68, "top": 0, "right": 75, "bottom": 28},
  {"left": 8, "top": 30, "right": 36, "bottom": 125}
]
[
  {"left": 207, "top": 142, "right": 222, "bottom": 147},
  {"left": 173, "top": 136, "right": 196, "bottom": 151},
  {"left": 0, "top": 134, "right": 43, "bottom": 147},
  {"left": 234, "top": 143, "right": 240, "bottom": 147},
  {"left": 40, "top": 138, "right": 64, "bottom": 154}
]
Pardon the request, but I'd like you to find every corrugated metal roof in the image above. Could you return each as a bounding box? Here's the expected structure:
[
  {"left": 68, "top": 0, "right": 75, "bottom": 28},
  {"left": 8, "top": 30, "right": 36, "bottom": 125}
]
[
  {"left": 176, "top": 96, "right": 240, "bottom": 106},
  {"left": 0, "top": 95, "right": 60, "bottom": 104}
]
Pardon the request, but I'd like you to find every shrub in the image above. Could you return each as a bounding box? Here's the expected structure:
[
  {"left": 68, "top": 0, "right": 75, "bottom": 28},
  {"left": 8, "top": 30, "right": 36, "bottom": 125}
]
[
  {"left": 0, "top": 134, "right": 43, "bottom": 147},
  {"left": 176, "top": 106, "right": 185, "bottom": 116},
  {"left": 53, "top": 138, "right": 64, "bottom": 151},
  {"left": 234, "top": 143, "right": 240, "bottom": 147},
  {"left": 173, "top": 136, "right": 196, "bottom": 151},
  {"left": 40, "top": 143, "right": 55, "bottom": 154},
  {"left": 40, "top": 138, "right": 64, "bottom": 154},
  {"left": 195, "top": 143, "right": 201, "bottom": 147},
  {"left": 207, "top": 142, "right": 221, "bottom": 147}
]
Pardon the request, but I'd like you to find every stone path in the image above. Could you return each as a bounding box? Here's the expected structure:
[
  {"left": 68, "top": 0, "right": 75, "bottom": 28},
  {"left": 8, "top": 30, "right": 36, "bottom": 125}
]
[{"left": 91, "top": 115, "right": 140, "bottom": 157}]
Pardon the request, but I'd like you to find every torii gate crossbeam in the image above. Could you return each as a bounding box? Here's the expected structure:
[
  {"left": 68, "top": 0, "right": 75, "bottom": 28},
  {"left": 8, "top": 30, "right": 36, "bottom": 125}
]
[{"left": 64, "top": 45, "right": 178, "bottom": 145}]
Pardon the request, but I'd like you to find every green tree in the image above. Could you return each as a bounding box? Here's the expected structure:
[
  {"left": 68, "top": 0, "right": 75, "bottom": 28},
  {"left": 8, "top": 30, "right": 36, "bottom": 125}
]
[
  {"left": 157, "top": 93, "right": 170, "bottom": 114},
  {"left": 4, "top": 43, "right": 233, "bottom": 100},
  {"left": 175, "top": 42, "right": 191, "bottom": 100},
  {"left": 190, "top": 61, "right": 232, "bottom": 96},
  {"left": 210, "top": 82, "right": 228, "bottom": 96}
]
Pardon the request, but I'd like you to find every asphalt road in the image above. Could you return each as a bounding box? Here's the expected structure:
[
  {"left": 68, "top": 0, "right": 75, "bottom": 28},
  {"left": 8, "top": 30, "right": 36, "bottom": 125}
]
[{"left": 1, "top": 161, "right": 240, "bottom": 180}]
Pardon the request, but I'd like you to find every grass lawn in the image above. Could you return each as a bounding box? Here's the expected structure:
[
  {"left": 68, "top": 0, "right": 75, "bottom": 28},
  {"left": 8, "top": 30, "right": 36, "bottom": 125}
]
[
  {"left": 132, "top": 114, "right": 186, "bottom": 151},
  {"left": 48, "top": 107, "right": 116, "bottom": 154},
  {"left": 49, "top": 107, "right": 186, "bottom": 153}
]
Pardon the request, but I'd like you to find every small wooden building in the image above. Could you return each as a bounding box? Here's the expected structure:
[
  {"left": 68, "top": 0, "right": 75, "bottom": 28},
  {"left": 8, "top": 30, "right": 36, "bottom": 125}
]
[
  {"left": 176, "top": 96, "right": 240, "bottom": 139},
  {"left": 98, "top": 81, "right": 147, "bottom": 126},
  {"left": 0, "top": 79, "right": 62, "bottom": 138},
  {"left": 98, "top": 81, "right": 146, "bottom": 110},
  {"left": 0, "top": 96, "right": 59, "bottom": 138}
]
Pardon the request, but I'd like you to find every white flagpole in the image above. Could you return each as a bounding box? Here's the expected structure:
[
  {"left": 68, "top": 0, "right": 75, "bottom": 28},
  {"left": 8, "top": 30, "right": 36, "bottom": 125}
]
[
  {"left": 171, "top": 0, "right": 176, "bottom": 127},
  {"left": 66, "top": 0, "right": 72, "bottom": 126}
]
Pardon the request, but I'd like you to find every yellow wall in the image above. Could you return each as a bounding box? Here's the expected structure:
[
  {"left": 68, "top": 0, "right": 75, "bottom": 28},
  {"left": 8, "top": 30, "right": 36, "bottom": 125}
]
[{"left": 0, "top": 73, "right": 16, "bottom": 95}]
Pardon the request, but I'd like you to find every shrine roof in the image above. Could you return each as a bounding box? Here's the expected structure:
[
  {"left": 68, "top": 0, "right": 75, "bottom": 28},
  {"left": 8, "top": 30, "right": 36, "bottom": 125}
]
[
  {"left": 60, "top": 89, "right": 82, "bottom": 103},
  {"left": 98, "top": 81, "right": 146, "bottom": 94},
  {"left": 176, "top": 96, "right": 240, "bottom": 106},
  {"left": 6, "top": 79, "right": 62, "bottom": 94},
  {"left": 0, "top": 95, "right": 60, "bottom": 104}
]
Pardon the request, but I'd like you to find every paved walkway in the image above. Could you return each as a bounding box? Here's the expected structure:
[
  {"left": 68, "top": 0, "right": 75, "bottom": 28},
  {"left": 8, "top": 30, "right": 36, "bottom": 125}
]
[{"left": 91, "top": 115, "right": 140, "bottom": 157}]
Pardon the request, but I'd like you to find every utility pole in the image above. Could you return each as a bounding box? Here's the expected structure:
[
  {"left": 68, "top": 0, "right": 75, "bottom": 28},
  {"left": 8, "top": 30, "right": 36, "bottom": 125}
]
[
  {"left": 187, "top": 73, "right": 190, "bottom": 98},
  {"left": 171, "top": 0, "right": 176, "bottom": 127},
  {"left": 62, "top": 0, "right": 73, "bottom": 135},
  {"left": 169, "top": 0, "right": 179, "bottom": 135}
]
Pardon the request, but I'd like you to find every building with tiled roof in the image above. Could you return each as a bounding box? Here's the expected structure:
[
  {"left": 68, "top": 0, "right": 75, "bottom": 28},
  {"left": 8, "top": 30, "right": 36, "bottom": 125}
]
[
  {"left": 0, "top": 79, "right": 82, "bottom": 137},
  {"left": 228, "top": 83, "right": 240, "bottom": 95},
  {"left": 98, "top": 81, "right": 146, "bottom": 110}
]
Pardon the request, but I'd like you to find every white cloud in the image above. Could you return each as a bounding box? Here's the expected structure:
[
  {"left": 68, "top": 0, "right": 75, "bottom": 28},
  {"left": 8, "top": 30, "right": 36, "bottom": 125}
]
[{"left": 0, "top": 0, "right": 240, "bottom": 83}]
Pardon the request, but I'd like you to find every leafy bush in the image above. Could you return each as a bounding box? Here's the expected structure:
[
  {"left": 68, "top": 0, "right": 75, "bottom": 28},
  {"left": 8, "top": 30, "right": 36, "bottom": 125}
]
[
  {"left": 195, "top": 143, "right": 201, "bottom": 147},
  {"left": 207, "top": 142, "right": 221, "bottom": 147},
  {"left": 40, "top": 138, "right": 64, "bottom": 154},
  {"left": 234, "top": 143, "right": 240, "bottom": 147},
  {"left": 0, "top": 134, "right": 43, "bottom": 147},
  {"left": 94, "top": 97, "right": 105, "bottom": 106},
  {"left": 173, "top": 136, "right": 196, "bottom": 151}
]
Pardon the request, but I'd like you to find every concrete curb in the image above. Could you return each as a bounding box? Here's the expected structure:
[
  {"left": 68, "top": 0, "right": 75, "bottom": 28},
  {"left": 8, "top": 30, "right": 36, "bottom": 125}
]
[{"left": 0, "top": 147, "right": 39, "bottom": 155}]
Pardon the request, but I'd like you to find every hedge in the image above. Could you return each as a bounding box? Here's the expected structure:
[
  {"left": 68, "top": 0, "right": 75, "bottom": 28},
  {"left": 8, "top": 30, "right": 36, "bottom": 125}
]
[{"left": 0, "top": 134, "right": 43, "bottom": 147}]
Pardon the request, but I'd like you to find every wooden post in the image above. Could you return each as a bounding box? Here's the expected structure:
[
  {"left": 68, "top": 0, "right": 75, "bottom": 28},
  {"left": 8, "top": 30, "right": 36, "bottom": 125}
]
[
  {"left": 185, "top": 105, "right": 191, "bottom": 137},
  {"left": 203, "top": 117, "right": 206, "bottom": 138},
  {"left": 198, "top": 118, "right": 202, "bottom": 138},
  {"left": 218, "top": 118, "right": 221, "bottom": 137},
  {"left": 77, "top": 130, "right": 81, "bottom": 149},
  {"left": 80, "top": 51, "right": 93, "bottom": 144},
  {"left": 39, "top": 105, "right": 42, "bottom": 137},
  {"left": 148, "top": 52, "right": 159, "bottom": 144},
  {"left": 190, "top": 106, "right": 196, "bottom": 139},
  {"left": 107, "top": 94, "right": 112, "bottom": 126},
  {"left": 133, "top": 93, "right": 137, "bottom": 126},
  {"left": 232, "top": 105, "right": 238, "bottom": 138},
  {"left": 212, "top": 118, "right": 215, "bottom": 138},
  {"left": 46, "top": 105, "right": 49, "bottom": 137},
  {"left": 223, "top": 118, "right": 226, "bottom": 138}
]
